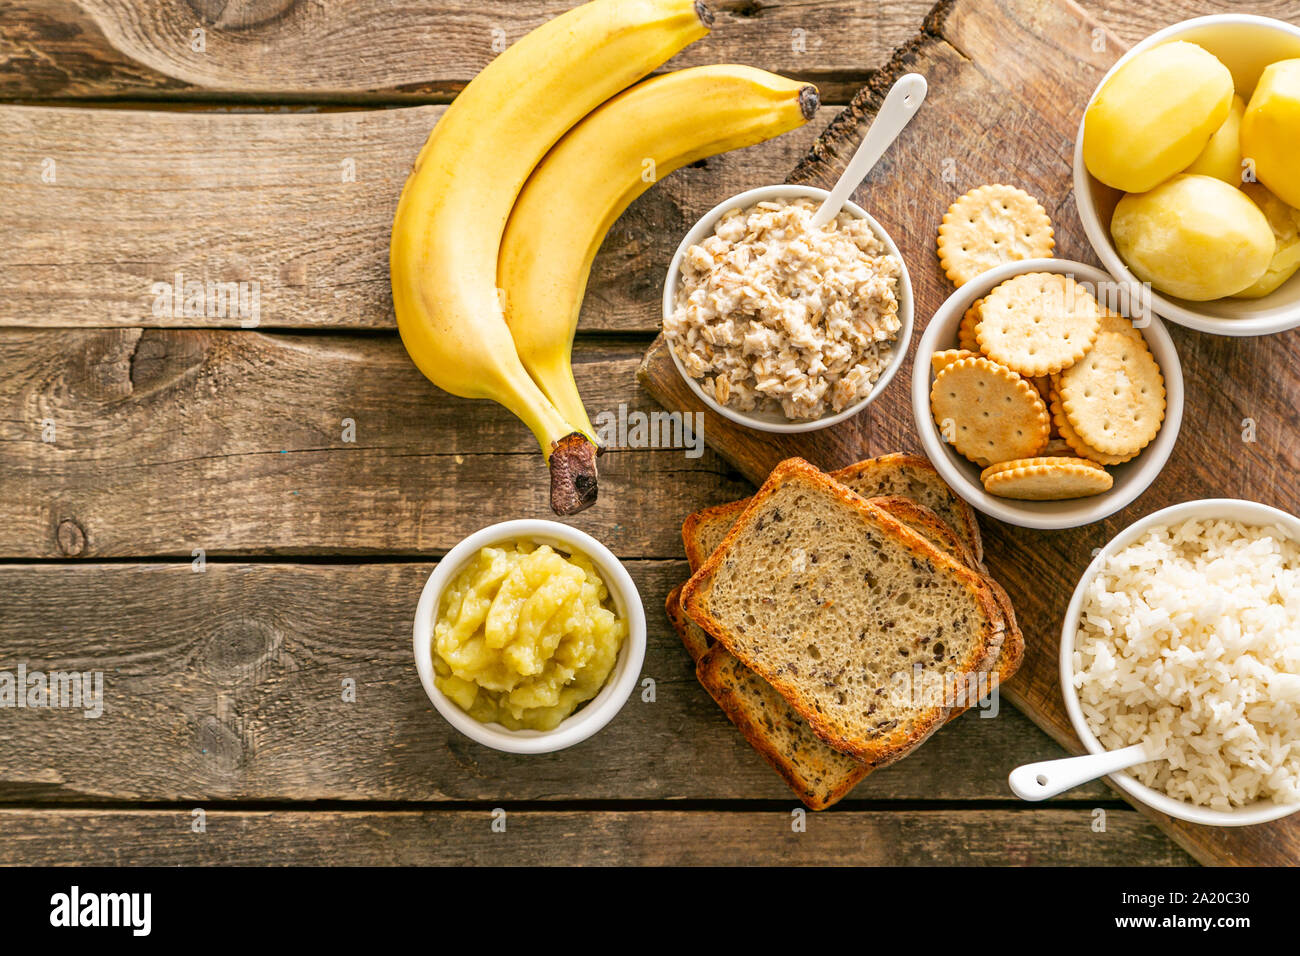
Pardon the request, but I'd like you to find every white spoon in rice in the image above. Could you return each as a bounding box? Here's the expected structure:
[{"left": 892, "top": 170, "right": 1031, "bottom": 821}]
[
  {"left": 808, "top": 73, "right": 928, "bottom": 230},
  {"left": 1009, "top": 743, "right": 1166, "bottom": 801}
]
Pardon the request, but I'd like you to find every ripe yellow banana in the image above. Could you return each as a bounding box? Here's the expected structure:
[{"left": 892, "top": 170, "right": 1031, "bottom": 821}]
[
  {"left": 390, "top": 0, "right": 712, "bottom": 515},
  {"left": 500, "top": 65, "right": 819, "bottom": 442}
]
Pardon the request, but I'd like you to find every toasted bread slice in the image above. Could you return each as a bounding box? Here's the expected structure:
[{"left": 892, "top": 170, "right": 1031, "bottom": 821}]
[
  {"left": 682, "top": 455, "right": 984, "bottom": 570},
  {"left": 695, "top": 643, "right": 871, "bottom": 810},
  {"left": 683, "top": 480, "right": 1016, "bottom": 688},
  {"left": 860, "top": 496, "right": 1021, "bottom": 693},
  {"left": 682, "top": 500, "right": 748, "bottom": 571},
  {"left": 834, "top": 453, "right": 984, "bottom": 568},
  {"left": 865, "top": 495, "right": 975, "bottom": 568},
  {"left": 681, "top": 459, "right": 1005, "bottom": 766}
]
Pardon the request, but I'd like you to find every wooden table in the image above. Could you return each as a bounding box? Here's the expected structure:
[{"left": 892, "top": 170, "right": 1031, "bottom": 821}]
[{"left": 0, "top": 0, "right": 1288, "bottom": 866}]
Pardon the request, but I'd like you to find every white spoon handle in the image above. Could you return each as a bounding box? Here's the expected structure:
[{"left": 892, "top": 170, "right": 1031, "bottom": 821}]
[
  {"left": 809, "top": 72, "right": 928, "bottom": 230},
  {"left": 1008, "top": 743, "right": 1156, "bottom": 802}
]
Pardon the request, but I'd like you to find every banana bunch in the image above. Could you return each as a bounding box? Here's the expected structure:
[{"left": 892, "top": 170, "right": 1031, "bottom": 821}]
[
  {"left": 500, "top": 65, "right": 819, "bottom": 442},
  {"left": 390, "top": 0, "right": 818, "bottom": 514}
]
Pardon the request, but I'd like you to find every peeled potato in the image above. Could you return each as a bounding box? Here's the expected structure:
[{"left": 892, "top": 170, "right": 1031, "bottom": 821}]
[
  {"left": 1241, "top": 59, "right": 1300, "bottom": 209},
  {"left": 1185, "top": 95, "right": 1245, "bottom": 185},
  {"left": 1231, "top": 182, "right": 1300, "bottom": 298},
  {"left": 1084, "top": 41, "right": 1234, "bottom": 193},
  {"left": 1111, "top": 174, "right": 1273, "bottom": 300}
]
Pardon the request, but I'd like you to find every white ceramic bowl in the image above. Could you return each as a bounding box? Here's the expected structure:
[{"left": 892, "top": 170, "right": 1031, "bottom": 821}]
[
  {"left": 912, "top": 259, "right": 1183, "bottom": 530},
  {"left": 662, "top": 183, "right": 914, "bottom": 433},
  {"left": 412, "top": 520, "right": 646, "bottom": 754},
  {"left": 1074, "top": 14, "right": 1300, "bottom": 336},
  {"left": 1060, "top": 498, "right": 1300, "bottom": 826}
]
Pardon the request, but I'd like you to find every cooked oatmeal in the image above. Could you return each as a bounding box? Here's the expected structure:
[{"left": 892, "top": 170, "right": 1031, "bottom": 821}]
[{"left": 665, "top": 197, "right": 903, "bottom": 421}]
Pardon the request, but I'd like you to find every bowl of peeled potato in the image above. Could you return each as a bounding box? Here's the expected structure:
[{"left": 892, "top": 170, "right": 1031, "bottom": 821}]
[{"left": 1074, "top": 14, "right": 1300, "bottom": 336}]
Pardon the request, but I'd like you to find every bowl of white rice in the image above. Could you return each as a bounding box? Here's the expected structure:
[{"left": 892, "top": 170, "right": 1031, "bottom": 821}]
[{"left": 1061, "top": 499, "right": 1300, "bottom": 826}]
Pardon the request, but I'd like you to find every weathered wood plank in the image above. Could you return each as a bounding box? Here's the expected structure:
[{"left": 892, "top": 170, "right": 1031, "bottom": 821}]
[
  {"left": 0, "top": 330, "right": 758, "bottom": 557},
  {"left": 0, "top": 1, "right": 933, "bottom": 103},
  {"left": 1076, "top": 0, "right": 1300, "bottom": 48},
  {"left": 0, "top": 102, "right": 832, "bottom": 331},
  {"left": 641, "top": 0, "right": 1300, "bottom": 867},
  {"left": 0, "top": 560, "right": 1110, "bottom": 804},
  {"left": 0, "top": 807, "right": 1192, "bottom": 865}
]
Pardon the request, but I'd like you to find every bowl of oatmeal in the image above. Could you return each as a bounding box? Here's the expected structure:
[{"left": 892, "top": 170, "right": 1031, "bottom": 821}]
[{"left": 662, "top": 184, "right": 913, "bottom": 433}]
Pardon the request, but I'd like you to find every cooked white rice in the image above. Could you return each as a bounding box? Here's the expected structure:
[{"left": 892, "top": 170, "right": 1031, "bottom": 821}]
[{"left": 1073, "top": 517, "right": 1300, "bottom": 809}]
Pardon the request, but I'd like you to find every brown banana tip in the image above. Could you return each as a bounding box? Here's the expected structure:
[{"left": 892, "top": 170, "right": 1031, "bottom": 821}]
[
  {"left": 549, "top": 433, "right": 599, "bottom": 516},
  {"left": 799, "top": 85, "right": 820, "bottom": 121},
  {"left": 694, "top": 1, "right": 715, "bottom": 29}
]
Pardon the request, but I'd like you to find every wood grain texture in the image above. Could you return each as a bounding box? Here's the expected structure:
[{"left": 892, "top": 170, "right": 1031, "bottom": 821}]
[
  {"left": 1076, "top": 0, "right": 1300, "bottom": 47},
  {"left": 640, "top": 0, "right": 1300, "bottom": 866},
  {"left": 0, "top": 0, "right": 933, "bottom": 103},
  {"left": 0, "top": 560, "right": 1108, "bottom": 804},
  {"left": 0, "top": 808, "right": 1192, "bottom": 865},
  {"left": 0, "top": 102, "right": 832, "bottom": 331},
  {"left": 0, "top": 330, "right": 764, "bottom": 557},
  {"left": 0, "top": 0, "right": 1291, "bottom": 868}
]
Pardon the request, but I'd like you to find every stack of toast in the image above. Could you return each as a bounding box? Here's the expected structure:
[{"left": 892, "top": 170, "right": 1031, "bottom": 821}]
[{"left": 667, "top": 454, "right": 1023, "bottom": 809}]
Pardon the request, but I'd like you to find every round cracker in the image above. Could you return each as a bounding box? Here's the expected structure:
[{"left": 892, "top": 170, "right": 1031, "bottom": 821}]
[
  {"left": 937, "top": 185, "right": 1056, "bottom": 287},
  {"left": 977, "top": 272, "right": 1101, "bottom": 377},
  {"left": 932, "top": 348, "right": 978, "bottom": 376},
  {"left": 981, "top": 457, "right": 1113, "bottom": 500},
  {"left": 1099, "top": 307, "right": 1146, "bottom": 342},
  {"left": 1059, "top": 330, "right": 1165, "bottom": 457},
  {"left": 930, "top": 356, "right": 1050, "bottom": 467},
  {"left": 1048, "top": 390, "right": 1136, "bottom": 466},
  {"left": 958, "top": 298, "right": 985, "bottom": 352}
]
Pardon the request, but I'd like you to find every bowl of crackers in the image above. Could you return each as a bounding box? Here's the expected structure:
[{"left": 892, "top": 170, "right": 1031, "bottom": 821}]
[{"left": 911, "top": 258, "right": 1183, "bottom": 530}]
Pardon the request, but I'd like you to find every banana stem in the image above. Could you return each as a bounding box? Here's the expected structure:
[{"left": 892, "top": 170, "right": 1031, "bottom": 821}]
[{"left": 549, "top": 434, "right": 600, "bottom": 515}]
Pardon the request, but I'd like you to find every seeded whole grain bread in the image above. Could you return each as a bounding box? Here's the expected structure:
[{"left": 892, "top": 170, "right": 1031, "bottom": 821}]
[
  {"left": 679, "top": 497, "right": 872, "bottom": 809},
  {"left": 673, "top": 457, "right": 1020, "bottom": 806},
  {"left": 673, "top": 494, "right": 1020, "bottom": 807},
  {"left": 694, "top": 642, "right": 871, "bottom": 809},
  {"left": 681, "top": 458, "right": 1006, "bottom": 766},
  {"left": 834, "top": 454, "right": 984, "bottom": 568},
  {"left": 682, "top": 454, "right": 983, "bottom": 570},
  {"left": 681, "top": 461, "right": 1017, "bottom": 687},
  {"left": 682, "top": 500, "right": 748, "bottom": 571}
]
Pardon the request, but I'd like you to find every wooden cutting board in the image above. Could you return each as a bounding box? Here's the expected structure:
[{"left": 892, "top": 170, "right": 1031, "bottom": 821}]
[{"left": 639, "top": 0, "right": 1300, "bottom": 866}]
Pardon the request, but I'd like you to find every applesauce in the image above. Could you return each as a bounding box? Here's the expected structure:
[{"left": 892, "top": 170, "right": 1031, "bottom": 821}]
[{"left": 431, "top": 540, "right": 626, "bottom": 731}]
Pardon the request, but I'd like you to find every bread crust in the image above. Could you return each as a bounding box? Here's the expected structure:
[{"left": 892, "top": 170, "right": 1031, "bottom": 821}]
[
  {"left": 863, "top": 494, "right": 1005, "bottom": 721},
  {"left": 866, "top": 495, "right": 977, "bottom": 568},
  {"left": 696, "top": 643, "right": 871, "bottom": 810},
  {"left": 665, "top": 583, "right": 711, "bottom": 664},
  {"left": 681, "top": 500, "right": 748, "bottom": 570},
  {"left": 682, "top": 458, "right": 1005, "bottom": 766},
  {"left": 681, "top": 453, "right": 985, "bottom": 570},
  {"left": 834, "top": 452, "right": 985, "bottom": 568}
]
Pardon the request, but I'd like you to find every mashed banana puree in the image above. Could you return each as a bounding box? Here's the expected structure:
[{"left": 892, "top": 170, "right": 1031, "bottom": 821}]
[{"left": 433, "top": 540, "right": 626, "bottom": 730}]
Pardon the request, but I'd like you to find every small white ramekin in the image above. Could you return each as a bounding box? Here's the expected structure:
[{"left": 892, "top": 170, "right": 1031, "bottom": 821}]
[
  {"left": 1060, "top": 498, "right": 1300, "bottom": 826},
  {"left": 662, "top": 183, "right": 914, "bottom": 433},
  {"left": 1074, "top": 14, "right": 1300, "bottom": 336},
  {"left": 413, "top": 519, "right": 646, "bottom": 754},
  {"left": 911, "top": 258, "right": 1183, "bottom": 530}
]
